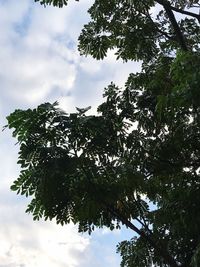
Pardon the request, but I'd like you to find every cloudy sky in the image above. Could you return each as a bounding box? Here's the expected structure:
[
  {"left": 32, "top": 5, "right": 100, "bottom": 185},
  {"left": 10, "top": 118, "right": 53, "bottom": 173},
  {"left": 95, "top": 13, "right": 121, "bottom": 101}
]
[{"left": 0, "top": 1, "right": 141, "bottom": 266}]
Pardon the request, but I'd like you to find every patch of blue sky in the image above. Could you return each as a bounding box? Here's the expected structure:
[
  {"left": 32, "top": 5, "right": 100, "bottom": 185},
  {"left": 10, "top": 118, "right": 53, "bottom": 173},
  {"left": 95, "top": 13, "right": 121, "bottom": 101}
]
[
  {"left": 61, "top": 38, "right": 75, "bottom": 50},
  {"left": 53, "top": 35, "right": 77, "bottom": 63},
  {"left": 53, "top": 31, "right": 76, "bottom": 46},
  {"left": 13, "top": 5, "right": 32, "bottom": 37},
  {"left": 0, "top": 0, "right": 8, "bottom": 5},
  {"left": 85, "top": 226, "right": 134, "bottom": 267}
]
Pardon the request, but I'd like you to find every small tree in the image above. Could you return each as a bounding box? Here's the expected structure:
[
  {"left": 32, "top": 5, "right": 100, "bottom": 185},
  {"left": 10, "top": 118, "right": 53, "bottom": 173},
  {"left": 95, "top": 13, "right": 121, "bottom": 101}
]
[{"left": 7, "top": 1, "right": 200, "bottom": 266}]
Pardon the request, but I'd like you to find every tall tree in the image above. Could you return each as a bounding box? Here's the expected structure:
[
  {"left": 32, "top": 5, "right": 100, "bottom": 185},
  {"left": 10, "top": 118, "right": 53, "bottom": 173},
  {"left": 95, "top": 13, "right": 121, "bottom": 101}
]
[{"left": 7, "top": 1, "right": 200, "bottom": 267}]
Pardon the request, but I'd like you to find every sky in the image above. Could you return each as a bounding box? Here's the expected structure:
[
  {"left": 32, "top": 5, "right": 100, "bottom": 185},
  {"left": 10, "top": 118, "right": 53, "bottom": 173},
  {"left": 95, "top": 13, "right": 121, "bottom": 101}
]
[{"left": 0, "top": 1, "right": 141, "bottom": 266}]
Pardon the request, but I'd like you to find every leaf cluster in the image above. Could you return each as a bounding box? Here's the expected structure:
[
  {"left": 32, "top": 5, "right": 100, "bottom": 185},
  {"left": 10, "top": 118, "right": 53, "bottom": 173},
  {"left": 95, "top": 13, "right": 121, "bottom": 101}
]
[{"left": 35, "top": 0, "right": 68, "bottom": 7}]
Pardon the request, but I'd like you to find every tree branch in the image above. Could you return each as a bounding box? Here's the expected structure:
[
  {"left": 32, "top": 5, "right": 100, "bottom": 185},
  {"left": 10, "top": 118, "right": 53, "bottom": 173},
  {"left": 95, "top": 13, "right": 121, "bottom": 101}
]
[
  {"left": 155, "top": 0, "right": 188, "bottom": 51},
  {"left": 104, "top": 202, "right": 179, "bottom": 267},
  {"left": 145, "top": 9, "right": 174, "bottom": 40},
  {"left": 170, "top": 5, "right": 200, "bottom": 22},
  {"left": 79, "top": 156, "right": 179, "bottom": 267}
]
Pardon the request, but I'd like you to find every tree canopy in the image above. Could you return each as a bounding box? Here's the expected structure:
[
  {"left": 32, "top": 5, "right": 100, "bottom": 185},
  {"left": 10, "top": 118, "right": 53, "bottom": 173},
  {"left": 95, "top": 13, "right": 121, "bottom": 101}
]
[{"left": 6, "top": 1, "right": 200, "bottom": 267}]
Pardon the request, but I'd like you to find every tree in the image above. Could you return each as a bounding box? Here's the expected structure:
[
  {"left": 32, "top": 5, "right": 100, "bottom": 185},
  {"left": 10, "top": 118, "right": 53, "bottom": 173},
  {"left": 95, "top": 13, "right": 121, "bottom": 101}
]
[{"left": 6, "top": 1, "right": 200, "bottom": 267}]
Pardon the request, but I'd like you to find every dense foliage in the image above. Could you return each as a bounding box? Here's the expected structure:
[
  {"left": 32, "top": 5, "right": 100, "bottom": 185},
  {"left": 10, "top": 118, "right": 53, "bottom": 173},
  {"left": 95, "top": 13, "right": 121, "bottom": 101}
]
[{"left": 7, "top": 1, "right": 200, "bottom": 267}]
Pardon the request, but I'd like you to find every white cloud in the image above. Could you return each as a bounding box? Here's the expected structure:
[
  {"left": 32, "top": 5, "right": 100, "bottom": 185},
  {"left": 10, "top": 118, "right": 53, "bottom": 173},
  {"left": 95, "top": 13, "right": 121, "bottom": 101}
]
[
  {"left": 0, "top": 2, "right": 80, "bottom": 105},
  {"left": 0, "top": 219, "right": 89, "bottom": 267}
]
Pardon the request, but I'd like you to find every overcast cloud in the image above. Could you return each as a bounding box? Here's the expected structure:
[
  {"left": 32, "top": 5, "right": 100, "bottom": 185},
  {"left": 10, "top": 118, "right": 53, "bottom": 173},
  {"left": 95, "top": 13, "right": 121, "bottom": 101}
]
[{"left": 0, "top": 1, "right": 139, "bottom": 266}]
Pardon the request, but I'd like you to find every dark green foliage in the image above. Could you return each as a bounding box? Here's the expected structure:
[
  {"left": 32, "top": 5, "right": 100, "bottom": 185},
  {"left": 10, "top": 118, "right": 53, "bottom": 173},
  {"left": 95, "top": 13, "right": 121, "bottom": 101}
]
[
  {"left": 7, "top": 0, "right": 200, "bottom": 267},
  {"left": 34, "top": 0, "right": 81, "bottom": 7},
  {"left": 36, "top": 0, "right": 200, "bottom": 59},
  {"left": 7, "top": 53, "right": 200, "bottom": 266},
  {"left": 35, "top": 0, "right": 68, "bottom": 8},
  {"left": 78, "top": 0, "right": 158, "bottom": 61}
]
